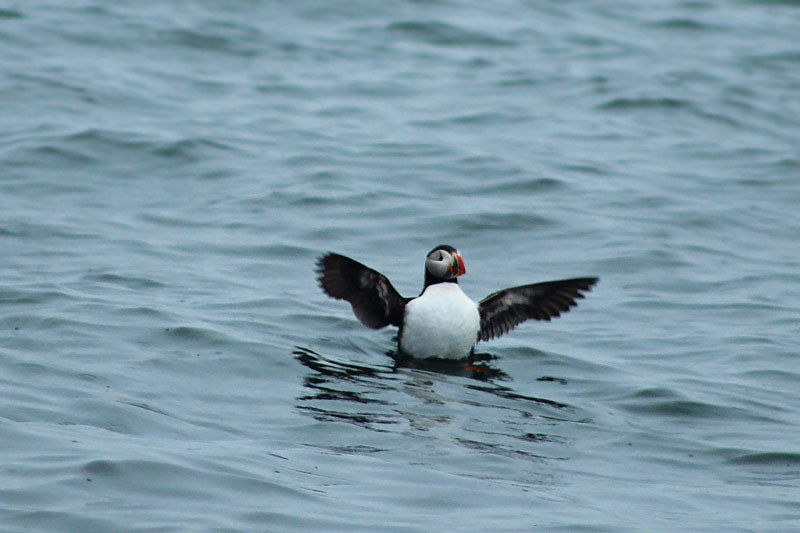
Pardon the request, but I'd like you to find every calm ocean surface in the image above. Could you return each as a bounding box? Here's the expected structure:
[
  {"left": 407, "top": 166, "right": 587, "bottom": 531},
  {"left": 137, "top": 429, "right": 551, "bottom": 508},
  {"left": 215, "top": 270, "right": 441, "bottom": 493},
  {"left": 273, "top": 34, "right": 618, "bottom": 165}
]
[{"left": 2, "top": 1, "right": 799, "bottom": 531}]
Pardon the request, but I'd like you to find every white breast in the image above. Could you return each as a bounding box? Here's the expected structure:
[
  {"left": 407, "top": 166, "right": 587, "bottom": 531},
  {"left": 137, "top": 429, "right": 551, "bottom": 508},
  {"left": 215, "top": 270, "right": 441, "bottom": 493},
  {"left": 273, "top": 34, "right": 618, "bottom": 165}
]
[{"left": 400, "top": 283, "right": 480, "bottom": 359}]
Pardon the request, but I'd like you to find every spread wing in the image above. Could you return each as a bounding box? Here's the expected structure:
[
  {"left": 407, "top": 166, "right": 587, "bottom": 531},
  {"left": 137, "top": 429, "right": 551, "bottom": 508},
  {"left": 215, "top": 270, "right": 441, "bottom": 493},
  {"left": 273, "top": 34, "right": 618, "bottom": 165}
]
[
  {"left": 478, "top": 277, "right": 598, "bottom": 342},
  {"left": 316, "top": 253, "right": 409, "bottom": 329}
]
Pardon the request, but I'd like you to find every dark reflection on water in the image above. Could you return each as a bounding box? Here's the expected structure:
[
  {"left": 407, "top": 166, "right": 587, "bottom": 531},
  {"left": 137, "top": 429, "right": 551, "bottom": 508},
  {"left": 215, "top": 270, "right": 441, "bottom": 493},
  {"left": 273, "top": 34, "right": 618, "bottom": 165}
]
[
  {"left": 465, "top": 383, "right": 570, "bottom": 410},
  {"left": 293, "top": 346, "right": 401, "bottom": 431},
  {"left": 293, "top": 346, "right": 395, "bottom": 385},
  {"left": 294, "top": 345, "right": 507, "bottom": 388},
  {"left": 293, "top": 346, "right": 577, "bottom": 433},
  {"left": 390, "top": 349, "right": 508, "bottom": 382}
]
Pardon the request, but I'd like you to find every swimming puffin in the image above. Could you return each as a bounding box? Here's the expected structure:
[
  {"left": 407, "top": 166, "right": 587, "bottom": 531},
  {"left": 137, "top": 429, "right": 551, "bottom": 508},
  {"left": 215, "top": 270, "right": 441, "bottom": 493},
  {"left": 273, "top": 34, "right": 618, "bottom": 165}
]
[{"left": 316, "top": 244, "right": 598, "bottom": 359}]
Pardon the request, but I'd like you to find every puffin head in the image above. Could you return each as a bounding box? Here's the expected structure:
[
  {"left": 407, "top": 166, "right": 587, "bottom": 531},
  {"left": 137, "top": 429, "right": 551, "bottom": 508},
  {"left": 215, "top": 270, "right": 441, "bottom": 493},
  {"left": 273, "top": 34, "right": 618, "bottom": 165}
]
[{"left": 424, "top": 244, "right": 466, "bottom": 284}]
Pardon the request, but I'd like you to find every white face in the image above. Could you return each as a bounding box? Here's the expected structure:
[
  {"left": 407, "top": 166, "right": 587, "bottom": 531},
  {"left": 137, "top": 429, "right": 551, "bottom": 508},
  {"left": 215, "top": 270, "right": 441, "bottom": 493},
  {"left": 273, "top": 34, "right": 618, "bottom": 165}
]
[{"left": 426, "top": 248, "right": 455, "bottom": 278}]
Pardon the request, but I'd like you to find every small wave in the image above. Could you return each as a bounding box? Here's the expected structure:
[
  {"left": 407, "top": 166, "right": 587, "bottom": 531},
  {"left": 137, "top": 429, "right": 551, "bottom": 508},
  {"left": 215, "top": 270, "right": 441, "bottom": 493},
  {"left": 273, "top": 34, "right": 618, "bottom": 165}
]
[
  {"left": 67, "top": 127, "right": 152, "bottom": 150},
  {"left": 159, "top": 325, "right": 238, "bottom": 350},
  {"left": 5, "top": 128, "right": 232, "bottom": 171},
  {"left": 138, "top": 213, "right": 204, "bottom": 228},
  {"left": 84, "top": 272, "right": 166, "bottom": 290},
  {"left": 629, "top": 387, "right": 681, "bottom": 400},
  {"left": 153, "top": 137, "right": 237, "bottom": 163},
  {"left": 366, "top": 142, "right": 452, "bottom": 158},
  {"left": 735, "top": 369, "right": 800, "bottom": 384},
  {"left": 82, "top": 459, "right": 120, "bottom": 476},
  {"left": 558, "top": 164, "right": 610, "bottom": 177},
  {"left": 159, "top": 21, "right": 265, "bottom": 57},
  {"left": 255, "top": 82, "right": 309, "bottom": 97},
  {"left": 741, "top": 0, "right": 800, "bottom": 7},
  {"left": 497, "top": 76, "right": 542, "bottom": 88},
  {"left": 742, "top": 50, "right": 800, "bottom": 72},
  {"left": 448, "top": 112, "right": 522, "bottom": 125},
  {"left": 596, "top": 249, "right": 689, "bottom": 273},
  {"left": 598, "top": 96, "right": 692, "bottom": 111},
  {"left": 3, "top": 511, "right": 116, "bottom": 532},
  {"left": 391, "top": 210, "right": 555, "bottom": 240},
  {"left": 7, "top": 143, "right": 95, "bottom": 167},
  {"left": 386, "top": 20, "right": 514, "bottom": 47},
  {"left": 0, "top": 286, "right": 69, "bottom": 305},
  {"left": 411, "top": 110, "right": 530, "bottom": 128},
  {"left": 774, "top": 158, "right": 800, "bottom": 170},
  {"left": 646, "top": 18, "right": 719, "bottom": 31},
  {"left": 171, "top": 243, "right": 311, "bottom": 259},
  {"left": 0, "top": 220, "right": 94, "bottom": 241},
  {"left": 620, "top": 398, "right": 766, "bottom": 421},
  {"left": 0, "top": 8, "right": 23, "bottom": 19},
  {"left": 468, "top": 177, "right": 565, "bottom": 195},
  {"left": 469, "top": 212, "right": 553, "bottom": 231},
  {"left": 727, "top": 452, "right": 800, "bottom": 467},
  {"left": 47, "top": 128, "right": 236, "bottom": 166},
  {"left": 79, "top": 457, "right": 313, "bottom": 498}
]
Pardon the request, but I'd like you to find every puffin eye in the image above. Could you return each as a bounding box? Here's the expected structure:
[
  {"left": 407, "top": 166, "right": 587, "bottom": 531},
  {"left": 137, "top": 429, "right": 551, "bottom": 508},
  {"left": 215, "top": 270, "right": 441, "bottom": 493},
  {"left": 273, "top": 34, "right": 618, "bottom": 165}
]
[{"left": 437, "top": 252, "right": 444, "bottom": 260}]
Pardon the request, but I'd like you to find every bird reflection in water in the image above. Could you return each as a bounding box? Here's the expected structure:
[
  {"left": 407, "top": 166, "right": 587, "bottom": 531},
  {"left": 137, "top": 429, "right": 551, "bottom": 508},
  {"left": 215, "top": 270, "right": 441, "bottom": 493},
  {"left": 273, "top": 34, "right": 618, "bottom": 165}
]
[
  {"left": 293, "top": 346, "right": 572, "bottom": 433},
  {"left": 293, "top": 346, "right": 399, "bottom": 430},
  {"left": 389, "top": 348, "right": 507, "bottom": 381}
]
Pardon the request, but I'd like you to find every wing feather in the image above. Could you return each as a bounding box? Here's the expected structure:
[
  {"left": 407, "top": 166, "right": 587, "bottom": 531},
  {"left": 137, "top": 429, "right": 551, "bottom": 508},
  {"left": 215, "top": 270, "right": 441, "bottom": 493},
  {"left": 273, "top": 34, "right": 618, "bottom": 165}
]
[
  {"left": 478, "top": 277, "right": 598, "bottom": 342},
  {"left": 316, "top": 253, "right": 408, "bottom": 329}
]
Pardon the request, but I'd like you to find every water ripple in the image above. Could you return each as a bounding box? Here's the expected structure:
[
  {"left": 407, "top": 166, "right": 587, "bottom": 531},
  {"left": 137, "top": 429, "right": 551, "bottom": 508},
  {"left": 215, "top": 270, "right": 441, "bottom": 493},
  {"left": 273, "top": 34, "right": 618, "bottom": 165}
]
[
  {"left": 727, "top": 452, "right": 800, "bottom": 467},
  {"left": 598, "top": 96, "right": 692, "bottom": 111},
  {"left": 386, "top": 20, "right": 515, "bottom": 47},
  {"left": 0, "top": 8, "right": 24, "bottom": 19}
]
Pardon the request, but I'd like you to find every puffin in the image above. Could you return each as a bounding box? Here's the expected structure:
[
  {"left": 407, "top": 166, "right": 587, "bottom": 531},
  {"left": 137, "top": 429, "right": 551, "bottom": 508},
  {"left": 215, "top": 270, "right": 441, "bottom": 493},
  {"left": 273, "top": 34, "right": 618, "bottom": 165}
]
[{"left": 316, "top": 244, "right": 598, "bottom": 360}]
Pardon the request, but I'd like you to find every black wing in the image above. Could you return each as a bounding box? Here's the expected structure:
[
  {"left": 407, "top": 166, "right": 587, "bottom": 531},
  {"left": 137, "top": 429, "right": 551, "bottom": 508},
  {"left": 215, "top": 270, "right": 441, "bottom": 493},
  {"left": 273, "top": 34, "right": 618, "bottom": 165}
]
[
  {"left": 316, "top": 253, "right": 409, "bottom": 329},
  {"left": 478, "top": 277, "right": 598, "bottom": 342}
]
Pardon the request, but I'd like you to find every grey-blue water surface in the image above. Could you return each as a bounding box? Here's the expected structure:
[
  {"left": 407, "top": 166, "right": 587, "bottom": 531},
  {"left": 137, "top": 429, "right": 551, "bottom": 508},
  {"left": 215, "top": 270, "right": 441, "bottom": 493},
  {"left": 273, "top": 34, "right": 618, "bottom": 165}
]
[{"left": 2, "top": 1, "right": 800, "bottom": 531}]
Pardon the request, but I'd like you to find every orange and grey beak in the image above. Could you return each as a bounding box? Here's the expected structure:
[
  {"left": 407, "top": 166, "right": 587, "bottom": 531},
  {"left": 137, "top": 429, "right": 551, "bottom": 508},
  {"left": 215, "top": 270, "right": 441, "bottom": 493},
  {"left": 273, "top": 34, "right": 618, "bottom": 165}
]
[{"left": 450, "top": 252, "right": 467, "bottom": 277}]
